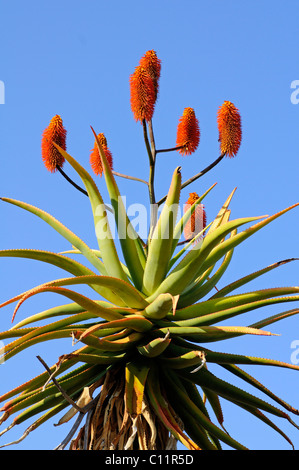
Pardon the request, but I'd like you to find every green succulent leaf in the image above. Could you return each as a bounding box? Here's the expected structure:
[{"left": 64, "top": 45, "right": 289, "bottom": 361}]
[
  {"left": 141, "top": 293, "right": 176, "bottom": 320},
  {"left": 221, "top": 363, "right": 299, "bottom": 415},
  {"left": 206, "top": 187, "right": 237, "bottom": 234},
  {"left": 162, "top": 368, "right": 248, "bottom": 450},
  {"left": 142, "top": 167, "right": 182, "bottom": 295},
  {"left": 13, "top": 274, "right": 147, "bottom": 310},
  {"left": 211, "top": 258, "right": 299, "bottom": 299},
  {"left": 158, "top": 325, "right": 276, "bottom": 343},
  {"left": 228, "top": 401, "right": 295, "bottom": 449},
  {"left": 146, "top": 368, "right": 201, "bottom": 450},
  {"left": 196, "top": 203, "right": 299, "bottom": 281},
  {"left": 179, "top": 366, "right": 299, "bottom": 426},
  {"left": 171, "top": 182, "right": 217, "bottom": 254},
  {"left": 172, "top": 286, "right": 299, "bottom": 322},
  {"left": 75, "top": 329, "right": 143, "bottom": 352},
  {"left": 147, "top": 214, "right": 266, "bottom": 302},
  {"left": 12, "top": 284, "right": 126, "bottom": 323},
  {"left": 91, "top": 129, "right": 145, "bottom": 290},
  {"left": 0, "top": 197, "right": 107, "bottom": 276},
  {"left": 10, "top": 302, "right": 109, "bottom": 330},
  {"left": 0, "top": 249, "right": 122, "bottom": 305},
  {"left": 53, "top": 143, "right": 129, "bottom": 283},
  {"left": 178, "top": 229, "right": 236, "bottom": 306},
  {"left": 137, "top": 331, "right": 171, "bottom": 357},
  {"left": 125, "top": 359, "right": 150, "bottom": 415}
]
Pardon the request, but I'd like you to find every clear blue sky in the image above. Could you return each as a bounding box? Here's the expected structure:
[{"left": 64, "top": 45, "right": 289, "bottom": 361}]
[{"left": 0, "top": 0, "right": 298, "bottom": 450}]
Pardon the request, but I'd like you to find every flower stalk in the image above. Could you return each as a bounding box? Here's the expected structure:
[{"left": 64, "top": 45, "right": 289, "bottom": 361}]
[{"left": 1, "top": 49, "right": 298, "bottom": 453}]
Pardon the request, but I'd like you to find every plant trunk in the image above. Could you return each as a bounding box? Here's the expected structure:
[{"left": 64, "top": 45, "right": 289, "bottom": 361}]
[{"left": 69, "top": 368, "right": 178, "bottom": 450}]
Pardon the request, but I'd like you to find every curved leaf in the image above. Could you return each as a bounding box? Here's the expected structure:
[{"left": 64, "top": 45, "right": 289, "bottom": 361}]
[
  {"left": 12, "top": 285, "right": 125, "bottom": 323},
  {"left": 203, "top": 347, "right": 299, "bottom": 372},
  {"left": 221, "top": 363, "right": 299, "bottom": 415},
  {"left": 0, "top": 198, "right": 110, "bottom": 277},
  {"left": 74, "top": 329, "right": 142, "bottom": 352},
  {"left": 0, "top": 312, "right": 94, "bottom": 346},
  {"left": 141, "top": 293, "right": 176, "bottom": 320},
  {"left": 79, "top": 315, "right": 153, "bottom": 335},
  {"left": 196, "top": 203, "right": 299, "bottom": 281},
  {"left": 168, "top": 221, "right": 213, "bottom": 271},
  {"left": 171, "top": 286, "right": 299, "bottom": 321},
  {"left": 142, "top": 167, "right": 182, "bottom": 294},
  {"left": 171, "top": 182, "right": 217, "bottom": 254},
  {"left": 207, "top": 187, "right": 237, "bottom": 234},
  {"left": 12, "top": 274, "right": 146, "bottom": 310},
  {"left": 161, "top": 350, "right": 205, "bottom": 369},
  {"left": 2, "top": 365, "right": 101, "bottom": 417},
  {"left": 147, "top": 214, "right": 266, "bottom": 302},
  {"left": 91, "top": 129, "right": 145, "bottom": 290},
  {"left": 61, "top": 351, "right": 127, "bottom": 365},
  {"left": 53, "top": 143, "right": 129, "bottom": 283},
  {"left": 158, "top": 325, "right": 276, "bottom": 343},
  {"left": 59, "top": 247, "right": 132, "bottom": 279},
  {"left": 10, "top": 302, "right": 103, "bottom": 330},
  {"left": 179, "top": 367, "right": 299, "bottom": 425},
  {"left": 229, "top": 401, "right": 294, "bottom": 449},
  {"left": 1, "top": 330, "right": 80, "bottom": 362},
  {"left": 211, "top": 258, "right": 299, "bottom": 299},
  {"left": 162, "top": 368, "right": 248, "bottom": 450},
  {"left": 179, "top": 229, "right": 236, "bottom": 306},
  {"left": 137, "top": 331, "right": 171, "bottom": 357},
  {"left": 125, "top": 359, "right": 150, "bottom": 415},
  {"left": 146, "top": 368, "right": 200, "bottom": 450},
  {"left": 0, "top": 249, "right": 123, "bottom": 305},
  {"left": 0, "top": 355, "right": 92, "bottom": 404}
]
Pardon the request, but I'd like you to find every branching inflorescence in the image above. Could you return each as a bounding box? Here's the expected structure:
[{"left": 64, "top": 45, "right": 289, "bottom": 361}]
[{"left": 0, "top": 50, "right": 298, "bottom": 451}]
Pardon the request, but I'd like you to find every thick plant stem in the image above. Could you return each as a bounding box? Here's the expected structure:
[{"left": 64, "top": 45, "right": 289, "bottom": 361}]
[
  {"left": 143, "top": 119, "right": 158, "bottom": 238},
  {"left": 148, "top": 120, "right": 156, "bottom": 159},
  {"left": 143, "top": 119, "right": 154, "bottom": 167}
]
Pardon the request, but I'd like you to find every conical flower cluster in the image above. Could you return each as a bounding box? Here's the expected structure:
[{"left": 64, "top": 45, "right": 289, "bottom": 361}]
[
  {"left": 184, "top": 192, "right": 206, "bottom": 241},
  {"left": 176, "top": 107, "right": 200, "bottom": 156},
  {"left": 139, "top": 49, "right": 161, "bottom": 99},
  {"left": 90, "top": 133, "right": 113, "bottom": 176},
  {"left": 217, "top": 101, "right": 242, "bottom": 157},
  {"left": 130, "top": 50, "right": 161, "bottom": 122},
  {"left": 41, "top": 115, "right": 66, "bottom": 172}
]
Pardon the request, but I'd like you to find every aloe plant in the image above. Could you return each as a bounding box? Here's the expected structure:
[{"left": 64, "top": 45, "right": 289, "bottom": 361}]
[{"left": 0, "top": 50, "right": 299, "bottom": 451}]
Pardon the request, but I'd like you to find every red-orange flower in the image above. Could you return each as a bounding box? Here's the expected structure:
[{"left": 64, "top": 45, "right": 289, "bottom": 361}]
[
  {"left": 41, "top": 115, "right": 66, "bottom": 172},
  {"left": 139, "top": 50, "right": 161, "bottom": 99},
  {"left": 176, "top": 108, "right": 200, "bottom": 156},
  {"left": 90, "top": 133, "right": 113, "bottom": 177},
  {"left": 217, "top": 101, "right": 242, "bottom": 157},
  {"left": 184, "top": 192, "right": 207, "bottom": 241},
  {"left": 130, "top": 65, "right": 156, "bottom": 122}
]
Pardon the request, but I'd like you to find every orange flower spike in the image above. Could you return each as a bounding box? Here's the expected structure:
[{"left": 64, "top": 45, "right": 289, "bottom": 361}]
[
  {"left": 139, "top": 50, "right": 161, "bottom": 99},
  {"left": 90, "top": 133, "right": 113, "bottom": 177},
  {"left": 176, "top": 107, "right": 200, "bottom": 156},
  {"left": 184, "top": 192, "right": 207, "bottom": 241},
  {"left": 217, "top": 101, "right": 242, "bottom": 157},
  {"left": 130, "top": 65, "right": 156, "bottom": 122},
  {"left": 41, "top": 115, "right": 66, "bottom": 172}
]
